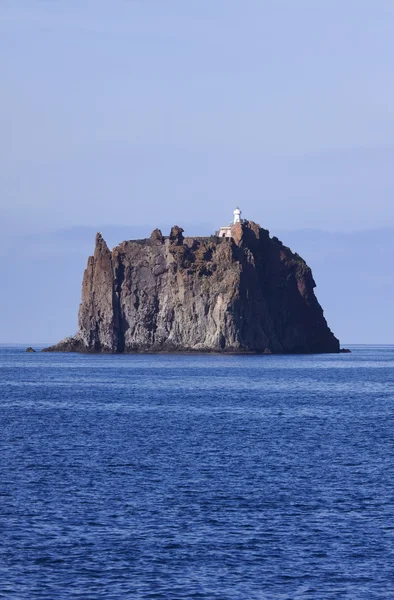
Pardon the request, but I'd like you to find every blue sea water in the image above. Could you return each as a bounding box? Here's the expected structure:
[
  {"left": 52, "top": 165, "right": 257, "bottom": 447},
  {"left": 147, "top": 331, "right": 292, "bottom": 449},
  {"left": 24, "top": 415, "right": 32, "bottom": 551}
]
[{"left": 1, "top": 346, "right": 394, "bottom": 599}]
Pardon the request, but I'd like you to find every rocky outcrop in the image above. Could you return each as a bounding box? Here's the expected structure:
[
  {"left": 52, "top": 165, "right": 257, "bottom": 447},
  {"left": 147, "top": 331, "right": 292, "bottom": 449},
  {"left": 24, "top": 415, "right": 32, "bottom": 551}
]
[{"left": 43, "top": 221, "right": 340, "bottom": 354}]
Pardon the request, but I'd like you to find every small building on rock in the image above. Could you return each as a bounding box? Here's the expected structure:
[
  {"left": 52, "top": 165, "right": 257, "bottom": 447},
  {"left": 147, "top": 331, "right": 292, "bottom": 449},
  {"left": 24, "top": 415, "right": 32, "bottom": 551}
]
[{"left": 217, "top": 207, "right": 243, "bottom": 238}]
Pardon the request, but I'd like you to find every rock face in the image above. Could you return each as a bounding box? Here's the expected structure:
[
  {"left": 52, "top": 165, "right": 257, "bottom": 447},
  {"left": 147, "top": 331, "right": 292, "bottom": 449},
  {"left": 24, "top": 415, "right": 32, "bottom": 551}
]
[{"left": 44, "top": 221, "right": 340, "bottom": 354}]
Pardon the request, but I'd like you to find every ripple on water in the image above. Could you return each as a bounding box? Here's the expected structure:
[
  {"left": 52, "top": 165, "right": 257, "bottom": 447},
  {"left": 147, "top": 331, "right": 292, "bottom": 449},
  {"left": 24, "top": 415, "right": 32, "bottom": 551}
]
[{"left": 0, "top": 345, "right": 393, "bottom": 599}]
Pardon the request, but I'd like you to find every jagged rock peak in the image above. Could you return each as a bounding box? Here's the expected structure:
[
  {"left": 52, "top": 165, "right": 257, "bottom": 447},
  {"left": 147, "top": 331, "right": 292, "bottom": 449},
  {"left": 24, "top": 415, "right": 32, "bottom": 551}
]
[
  {"left": 150, "top": 228, "right": 163, "bottom": 242},
  {"left": 95, "top": 231, "right": 110, "bottom": 254},
  {"left": 43, "top": 221, "right": 340, "bottom": 355},
  {"left": 169, "top": 225, "right": 184, "bottom": 245}
]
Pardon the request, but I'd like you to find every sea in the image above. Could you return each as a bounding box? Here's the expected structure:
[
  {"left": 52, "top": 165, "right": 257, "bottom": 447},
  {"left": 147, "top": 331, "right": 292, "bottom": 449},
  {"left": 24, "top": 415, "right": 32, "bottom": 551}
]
[{"left": 0, "top": 345, "right": 394, "bottom": 599}]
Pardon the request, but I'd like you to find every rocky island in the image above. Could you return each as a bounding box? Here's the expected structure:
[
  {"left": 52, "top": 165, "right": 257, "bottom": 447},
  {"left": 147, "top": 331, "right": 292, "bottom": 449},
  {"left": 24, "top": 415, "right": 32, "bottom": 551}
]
[{"left": 44, "top": 212, "right": 340, "bottom": 354}]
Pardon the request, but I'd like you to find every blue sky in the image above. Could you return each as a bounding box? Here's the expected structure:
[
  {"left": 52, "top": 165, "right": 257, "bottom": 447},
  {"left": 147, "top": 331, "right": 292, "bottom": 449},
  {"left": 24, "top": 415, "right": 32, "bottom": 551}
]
[{"left": 1, "top": 1, "right": 394, "bottom": 343}]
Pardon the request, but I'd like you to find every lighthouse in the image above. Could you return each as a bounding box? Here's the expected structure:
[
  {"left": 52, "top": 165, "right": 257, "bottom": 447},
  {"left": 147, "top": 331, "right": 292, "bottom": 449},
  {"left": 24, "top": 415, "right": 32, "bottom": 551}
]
[
  {"left": 217, "top": 207, "right": 244, "bottom": 238},
  {"left": 233, "top": 207, "right": 242, "bottom": 224}
]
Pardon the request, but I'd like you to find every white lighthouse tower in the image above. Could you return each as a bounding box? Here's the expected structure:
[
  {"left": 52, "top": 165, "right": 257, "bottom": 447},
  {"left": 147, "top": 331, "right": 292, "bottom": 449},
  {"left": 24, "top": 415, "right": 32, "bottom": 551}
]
[
  {"left": 233, "top": 207, "right": 242, "bottom": 224},
  {"left": 217, "top": 207, "right": 243, "bottom": 238}
]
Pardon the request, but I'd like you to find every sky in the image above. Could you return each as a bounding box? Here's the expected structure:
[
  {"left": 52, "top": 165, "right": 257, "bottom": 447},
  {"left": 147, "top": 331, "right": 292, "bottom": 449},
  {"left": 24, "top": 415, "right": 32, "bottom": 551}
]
[{"left": 1, "top": 1, "right": 394, "bottom": 343}]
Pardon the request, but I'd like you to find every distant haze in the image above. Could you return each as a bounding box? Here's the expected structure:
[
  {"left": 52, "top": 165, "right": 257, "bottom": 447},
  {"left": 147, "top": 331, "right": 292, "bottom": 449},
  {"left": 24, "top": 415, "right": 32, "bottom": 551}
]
[
  {"left": 1, "top": 1, "right": 393, "bottom": 343},
  {"left": 0, "top": 225, "right": 392, "bottom": 345}
]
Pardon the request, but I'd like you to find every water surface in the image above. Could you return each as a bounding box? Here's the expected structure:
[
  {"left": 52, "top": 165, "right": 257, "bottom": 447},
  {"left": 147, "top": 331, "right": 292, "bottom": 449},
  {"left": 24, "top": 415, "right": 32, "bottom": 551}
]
[{"left": 1, "top": 346, "right": 393, "bottom": 599}]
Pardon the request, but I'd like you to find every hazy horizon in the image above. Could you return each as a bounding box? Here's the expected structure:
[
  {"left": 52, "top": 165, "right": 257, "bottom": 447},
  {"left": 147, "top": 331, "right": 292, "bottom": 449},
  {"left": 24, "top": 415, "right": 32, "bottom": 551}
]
[
  {"left": 1, "top": 1, "right": 393, "bottom": 345},
  {"left": 1, "top": 222, "right": 393, "bottom": 346}
]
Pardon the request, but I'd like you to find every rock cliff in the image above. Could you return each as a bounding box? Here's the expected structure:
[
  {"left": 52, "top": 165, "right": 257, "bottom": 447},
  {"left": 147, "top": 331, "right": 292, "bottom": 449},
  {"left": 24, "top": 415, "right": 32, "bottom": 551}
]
[{"left": 44, "top": 221, "right": 340, "bottom": 354}]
